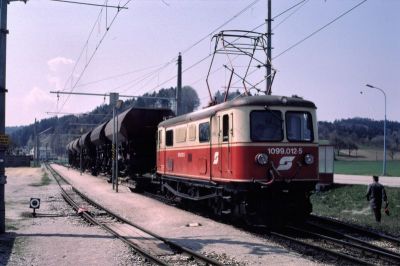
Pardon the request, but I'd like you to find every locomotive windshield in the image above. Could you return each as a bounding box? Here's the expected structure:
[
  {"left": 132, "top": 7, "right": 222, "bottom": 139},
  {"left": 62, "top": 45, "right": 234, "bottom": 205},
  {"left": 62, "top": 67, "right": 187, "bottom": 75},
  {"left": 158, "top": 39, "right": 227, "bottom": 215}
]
[
  {"left": 286, "top": 111, "right": 314, "bottom": 142},
  {"left": 250, "top": 110, "right": 283, "bottom": 141}
]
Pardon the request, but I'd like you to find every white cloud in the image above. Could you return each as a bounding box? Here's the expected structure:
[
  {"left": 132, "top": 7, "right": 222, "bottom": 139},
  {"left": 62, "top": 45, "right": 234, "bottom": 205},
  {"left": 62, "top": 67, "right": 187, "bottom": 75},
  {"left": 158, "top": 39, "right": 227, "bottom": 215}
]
[
  {"left": 46, "top": 56, "right": 77, "bottom": 90},
  {"left": 47, "top": 56, "right": 74, "bottom": 72},
  {"left": 23, "top": 86, "right": 54, "bottom": 108}
]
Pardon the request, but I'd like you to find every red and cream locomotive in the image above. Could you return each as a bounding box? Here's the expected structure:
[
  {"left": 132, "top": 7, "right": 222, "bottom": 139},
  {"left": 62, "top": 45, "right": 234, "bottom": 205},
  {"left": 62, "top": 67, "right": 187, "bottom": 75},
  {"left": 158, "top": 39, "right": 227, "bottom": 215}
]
[
  {"left": 157, "top": 94, "right": 318, "bottom": 224},
  {"left": 67, "top": 30, "right": 319, "bottom": 225}
]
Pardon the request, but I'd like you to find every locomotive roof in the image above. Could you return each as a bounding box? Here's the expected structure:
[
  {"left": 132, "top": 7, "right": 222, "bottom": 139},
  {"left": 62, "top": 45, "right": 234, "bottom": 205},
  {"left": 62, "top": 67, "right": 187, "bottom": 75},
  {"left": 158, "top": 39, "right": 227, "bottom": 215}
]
[{"left": 159, "top": 95, "right": 316, "bottom": 127}]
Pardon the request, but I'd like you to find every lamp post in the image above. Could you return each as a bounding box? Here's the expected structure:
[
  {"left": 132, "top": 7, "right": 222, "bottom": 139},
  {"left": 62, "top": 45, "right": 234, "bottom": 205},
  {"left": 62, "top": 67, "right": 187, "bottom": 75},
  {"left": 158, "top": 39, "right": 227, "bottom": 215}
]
[{"left": 365, "top": 84, "right": 387, "bottom": 176}]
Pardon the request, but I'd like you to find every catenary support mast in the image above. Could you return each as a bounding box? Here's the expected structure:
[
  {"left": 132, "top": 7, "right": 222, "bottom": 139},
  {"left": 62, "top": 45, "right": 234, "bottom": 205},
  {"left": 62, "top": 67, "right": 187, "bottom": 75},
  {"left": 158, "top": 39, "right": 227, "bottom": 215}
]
[
  {"left": 0, "top": 0, "right": 7, "bottom": 234},
  {"left": 266, "top": 0, "right": 272, "bottom": 94}
]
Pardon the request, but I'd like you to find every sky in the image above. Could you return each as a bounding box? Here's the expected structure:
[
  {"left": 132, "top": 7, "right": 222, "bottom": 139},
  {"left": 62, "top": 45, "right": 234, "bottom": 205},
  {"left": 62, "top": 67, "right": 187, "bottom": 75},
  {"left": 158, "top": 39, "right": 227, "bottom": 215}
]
[{"left": 5, "top": 0, "right": 400, "bottom": 126}]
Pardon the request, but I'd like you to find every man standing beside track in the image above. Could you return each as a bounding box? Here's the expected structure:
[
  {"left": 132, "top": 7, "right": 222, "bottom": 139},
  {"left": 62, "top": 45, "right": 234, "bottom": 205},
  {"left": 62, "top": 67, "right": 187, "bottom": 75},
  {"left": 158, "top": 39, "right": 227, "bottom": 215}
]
[{"left": 366, "top": 175, "right": 388, "bottom": 222}]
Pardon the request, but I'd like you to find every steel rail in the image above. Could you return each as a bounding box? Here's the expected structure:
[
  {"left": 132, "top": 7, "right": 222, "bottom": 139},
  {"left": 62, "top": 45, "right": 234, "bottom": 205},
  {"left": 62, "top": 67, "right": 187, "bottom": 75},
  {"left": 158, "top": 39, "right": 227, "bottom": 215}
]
[
  {"left": 270, "top": 231, "right": 372, "bottom": 265},
  {"left": 46, "top": 165, "right": 168, "bottom": 266},
  {"left": 46, "top": 164, "right": 223, "bottom": 266},
  {"left": 287, "top": 225, "right": 400, "bottom": 264},
  {"left": 71, "top": 179, "right": 223, "bottom": 266},
  {"left": 305, "top": 221, "right": 400, "bottom": 259},
  {"left": 310, "top": 214, "right": 400, "bottom": 245}
]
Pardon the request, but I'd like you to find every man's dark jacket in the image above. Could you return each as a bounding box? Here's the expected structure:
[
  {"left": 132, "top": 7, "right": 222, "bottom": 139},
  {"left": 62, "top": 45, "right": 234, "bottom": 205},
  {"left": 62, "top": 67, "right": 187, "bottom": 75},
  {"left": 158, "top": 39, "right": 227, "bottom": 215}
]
[{"left": 366, "top": 182, "right": 387, "bottom": 208}]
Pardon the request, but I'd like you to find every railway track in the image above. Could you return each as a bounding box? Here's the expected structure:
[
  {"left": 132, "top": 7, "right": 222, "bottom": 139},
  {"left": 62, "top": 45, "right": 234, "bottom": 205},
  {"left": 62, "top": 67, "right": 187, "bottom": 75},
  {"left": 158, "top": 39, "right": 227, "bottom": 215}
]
[
  {"left": 53, "top": 164, "right": 400, "bottom": 265},
  {"left": 46, "top": 164, "right": 223, "bottom": 266},
  {"left": 268, "top": 215, "right": 400, "bottom": 265},
  {"left": 309, "top": 214, "right": 400, "bottom": 246},
  {"left": 120, "top": 172, "right": 400, "bottom": 264}
]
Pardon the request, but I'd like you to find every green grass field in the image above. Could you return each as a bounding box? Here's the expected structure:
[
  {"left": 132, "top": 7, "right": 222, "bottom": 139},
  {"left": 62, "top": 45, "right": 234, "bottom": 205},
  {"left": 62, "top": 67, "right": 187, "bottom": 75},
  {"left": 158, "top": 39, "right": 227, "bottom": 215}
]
[
  {"left": 334, "top": 160, "right": 400, "bottom": 176},
  {"left": 311, "top": 184, "right": 400, "bottom": 236}
]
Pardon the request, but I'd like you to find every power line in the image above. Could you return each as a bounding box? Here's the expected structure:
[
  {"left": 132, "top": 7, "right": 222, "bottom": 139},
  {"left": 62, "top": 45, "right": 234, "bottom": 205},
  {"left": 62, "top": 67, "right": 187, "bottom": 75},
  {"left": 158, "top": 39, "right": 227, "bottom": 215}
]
[
  {"left": 180, "top": 0, "right": 261, "bottom": 56},
  {"left": 148, "top": 54, "right": 211, "bottom": 94},
  {"left": 94, "top": 0, "right": 271, "bottom": 97},
  {"left": 272, "top": 0, "right": 309, "bottom": 30},
  {"left": 228, "top": 0, "right": 368, "bottom": 92},
  {"left": 49, "top": 0, "right": 128, "bottom": 9},
  {"left": 143, "top": 0, "right": 313, "bottom": 96},
  {"left": 58, "top": 0, "right": 132, "bottom": 113},
  {"left": 73, "top": 63, "right": 165, "bottom": 89},
  {"left": 60, "top": 1, "right": 107, "bottom": 93},
  {"left": 246, "top": 0, "right": 309, "bottom": 33},
  {"left": 273, "top": 0, "right": 367, "bottom": 60},
  {"left": 122, "top": 0, "right": 262, "bottom": 95}
]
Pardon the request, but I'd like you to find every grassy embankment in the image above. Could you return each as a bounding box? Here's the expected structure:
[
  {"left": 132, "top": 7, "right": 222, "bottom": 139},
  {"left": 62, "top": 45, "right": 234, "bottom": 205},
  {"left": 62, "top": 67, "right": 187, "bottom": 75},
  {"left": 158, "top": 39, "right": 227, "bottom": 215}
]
[
  {"left": 334, "top": 160, "right": 400, "bottom": 176},
  {"left": 311, "top": 184, "right": 400, "bottom": 236},
  {"left": 314, "top": 148, "right": 399, "bottom": 235}
]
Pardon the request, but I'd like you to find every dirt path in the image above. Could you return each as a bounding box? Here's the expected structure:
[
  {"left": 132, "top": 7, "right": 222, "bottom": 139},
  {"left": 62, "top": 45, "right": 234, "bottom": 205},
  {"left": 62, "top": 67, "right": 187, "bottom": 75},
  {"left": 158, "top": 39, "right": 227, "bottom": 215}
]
[{"left": 0, "top": 166, "right": 148, "bottom": 266}]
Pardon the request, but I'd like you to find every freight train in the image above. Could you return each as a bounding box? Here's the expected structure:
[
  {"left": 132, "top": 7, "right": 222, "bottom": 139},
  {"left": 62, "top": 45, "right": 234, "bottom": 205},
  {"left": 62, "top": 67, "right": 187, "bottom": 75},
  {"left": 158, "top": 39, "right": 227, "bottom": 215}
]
[{"left": 67, "top": 94, "right": 319, "bottom": 225}]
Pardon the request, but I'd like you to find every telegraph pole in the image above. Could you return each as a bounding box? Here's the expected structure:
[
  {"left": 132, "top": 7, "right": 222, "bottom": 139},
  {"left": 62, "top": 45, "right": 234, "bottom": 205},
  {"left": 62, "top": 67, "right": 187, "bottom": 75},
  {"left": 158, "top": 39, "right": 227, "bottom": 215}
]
[
  {"left": 0, "top": 0, "right": 7, "bottom": 234},
  {"left": 266, "top": 0, "right": 272, "bottom": 94},
  {"left": 176, "top": 53, "right": 182, "bottom": 115}
]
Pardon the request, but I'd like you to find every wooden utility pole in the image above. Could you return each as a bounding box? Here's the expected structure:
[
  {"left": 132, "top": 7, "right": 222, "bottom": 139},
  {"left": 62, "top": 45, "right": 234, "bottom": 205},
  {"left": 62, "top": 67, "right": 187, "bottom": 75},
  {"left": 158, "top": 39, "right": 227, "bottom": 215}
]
[{"left": 176, "top": 53, "right": 182, "bottom": 115}]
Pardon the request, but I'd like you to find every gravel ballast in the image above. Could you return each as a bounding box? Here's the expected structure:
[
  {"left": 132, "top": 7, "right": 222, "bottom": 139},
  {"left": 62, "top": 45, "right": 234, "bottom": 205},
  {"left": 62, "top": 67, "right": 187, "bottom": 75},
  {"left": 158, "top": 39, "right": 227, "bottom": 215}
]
[
  {"left": 2, "top": 167, "right": 148, "bottom": 266},
  {"left": 51, "top": 164, "right": 322, "bottom": 265}
]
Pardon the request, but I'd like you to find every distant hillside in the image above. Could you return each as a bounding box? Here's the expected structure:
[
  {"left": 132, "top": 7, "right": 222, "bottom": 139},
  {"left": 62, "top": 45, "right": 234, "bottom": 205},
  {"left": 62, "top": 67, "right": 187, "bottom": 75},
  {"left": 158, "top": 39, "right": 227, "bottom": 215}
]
[
  {"left": 319, "top": 118, "right": 400, "bottom": 159},
  {"left": 6, "top": 87, "right": 199, "bottom": 157},
  {"left": 7, "top": 92, "right": 399, "bottom": 160}
]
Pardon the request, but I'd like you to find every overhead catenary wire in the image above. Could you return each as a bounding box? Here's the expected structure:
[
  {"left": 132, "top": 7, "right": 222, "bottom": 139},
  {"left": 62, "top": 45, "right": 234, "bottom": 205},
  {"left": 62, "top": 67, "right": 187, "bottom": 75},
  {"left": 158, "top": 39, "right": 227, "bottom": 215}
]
[
  {"left": 69, "top": 0, "right": 302, "bottom": 98},
  {"left": 58, "top": 0, "right": 132, "bottom": 113},
  {"left": 114, "top": 0, "right": 264, "bottom": 96},
  {"left": 140, "top": 0, "right": 312, "bottom": 96},
  {"left": 272, "top": 0, "right": 309, "bottom": 30},
  {"left": 180, "top": 0, "right": 261, "bottom": 56},
  {"left": 273, "top": 0, "right": 367, "bottom": 59},
  {"left": 60, "top": 1, "right": 107, "bottom": 93},
  {"left": 49, "top": 0, "right": 128, "bottom": 9},
  {"left": 73, "top": 63, "right": 165, "bottom": 89},
  {"left": 228, "top": 0, "right": 368, "bottom": 91}
]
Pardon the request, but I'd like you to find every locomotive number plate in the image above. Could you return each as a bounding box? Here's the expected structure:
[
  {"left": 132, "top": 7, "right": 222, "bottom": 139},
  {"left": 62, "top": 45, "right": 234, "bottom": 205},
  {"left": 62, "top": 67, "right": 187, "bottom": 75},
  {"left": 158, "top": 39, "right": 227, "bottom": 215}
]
[{"left": 267, "top": 147, "right": 303, "bottom": 155}]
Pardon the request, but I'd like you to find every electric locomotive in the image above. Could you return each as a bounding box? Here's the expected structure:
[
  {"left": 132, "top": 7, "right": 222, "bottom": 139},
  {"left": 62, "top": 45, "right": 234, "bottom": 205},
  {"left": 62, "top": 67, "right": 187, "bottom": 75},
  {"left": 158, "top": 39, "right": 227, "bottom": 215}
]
[{"left": 156, "top": 94, "right": 318, "bottom": 225}]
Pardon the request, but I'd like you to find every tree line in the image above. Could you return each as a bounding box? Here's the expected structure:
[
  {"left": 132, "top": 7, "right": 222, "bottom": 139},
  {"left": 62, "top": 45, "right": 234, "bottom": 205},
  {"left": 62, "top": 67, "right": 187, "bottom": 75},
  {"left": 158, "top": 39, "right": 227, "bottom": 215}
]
[
  {"left": 6, "top": 86, "right": 199, "bottom": 157},
  {"left": 319, "top": 118, "right": 400, "bottom": 159},
  {"left": 6, "top": 90, "right": 400, "bottom": 160}
]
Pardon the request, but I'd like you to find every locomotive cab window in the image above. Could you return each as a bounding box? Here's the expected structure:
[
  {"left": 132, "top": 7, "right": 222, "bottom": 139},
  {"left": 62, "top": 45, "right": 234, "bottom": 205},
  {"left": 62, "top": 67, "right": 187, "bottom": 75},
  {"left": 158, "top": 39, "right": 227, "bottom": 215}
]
[
  {"left": 286, "top": 111, "right": 313, "bottom": 142},
  {"left": 222, "top": 114, "right": 229, "bottom": 142},
  {"left": 166, "top": 130, "right": 173, "bottom": 146},
  {"left": 199, "top": 122, "right": 210, "bottom": 142},
  {"left": 250, "top": 110, "right": 283, "bottom": 142}
]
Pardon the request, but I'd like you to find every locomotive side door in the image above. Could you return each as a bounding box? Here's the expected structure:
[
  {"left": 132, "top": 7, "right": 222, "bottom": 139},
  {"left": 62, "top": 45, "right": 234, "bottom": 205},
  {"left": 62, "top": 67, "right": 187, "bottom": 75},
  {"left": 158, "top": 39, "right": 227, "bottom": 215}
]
[
  {"left": 156, "top": 128, "right": 166, "bottom": 174},
  {"left": 221, "top": 113, "right": 232, "bottom": 178},
  {"left": 211, "top": 113, "right": 232, "bottom": 180},
  {"left": 210, "top": 115, "right": 220, "bottom": 180}
]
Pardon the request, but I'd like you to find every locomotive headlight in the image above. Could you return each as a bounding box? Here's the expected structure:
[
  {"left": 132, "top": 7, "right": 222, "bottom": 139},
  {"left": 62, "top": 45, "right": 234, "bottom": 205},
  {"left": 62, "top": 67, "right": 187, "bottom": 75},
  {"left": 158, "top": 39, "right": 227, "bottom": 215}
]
[
  {"left": 255, "top": 153, "right": 268, "bottom": 165},
  {"left": 304, "top": 154, "right": 314, "bottom": 165}
]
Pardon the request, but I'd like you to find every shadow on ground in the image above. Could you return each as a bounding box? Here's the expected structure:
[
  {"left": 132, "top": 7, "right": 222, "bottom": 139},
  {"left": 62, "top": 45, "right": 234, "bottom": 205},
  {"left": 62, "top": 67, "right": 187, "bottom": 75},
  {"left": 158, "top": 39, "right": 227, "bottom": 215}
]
[{"left": 0, "top": 232, "right": 16, "bottom": 265}]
